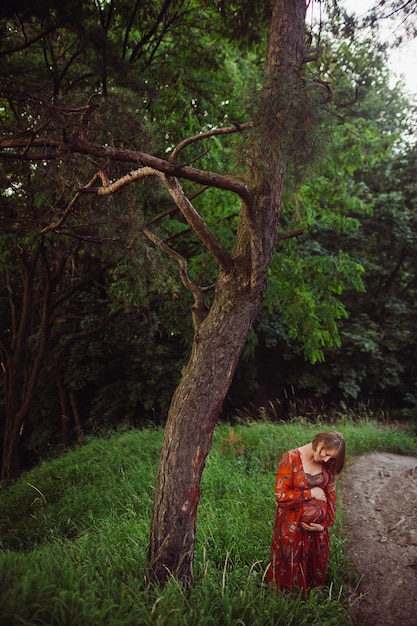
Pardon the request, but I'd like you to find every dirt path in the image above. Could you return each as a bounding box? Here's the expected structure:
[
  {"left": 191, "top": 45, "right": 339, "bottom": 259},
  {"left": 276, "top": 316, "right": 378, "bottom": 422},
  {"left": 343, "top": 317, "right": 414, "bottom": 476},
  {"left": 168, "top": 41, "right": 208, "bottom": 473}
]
[{"left": 342, "top": 452, "right": 417, "bottom": 626}]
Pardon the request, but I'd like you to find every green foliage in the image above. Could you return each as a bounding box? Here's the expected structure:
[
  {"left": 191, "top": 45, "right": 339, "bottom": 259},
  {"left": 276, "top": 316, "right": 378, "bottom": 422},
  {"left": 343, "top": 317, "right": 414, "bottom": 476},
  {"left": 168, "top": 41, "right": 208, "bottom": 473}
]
[
  {"left": 1, "top": 418, "right": 416, "bottom": 624},
  {"left": 278, "top": 144, "right": 417, "bottom": 411},
  {"left": 239, "top": 17, "right": 417, "bottom": 412},
  {"left": 264, "top": 242, "right": 364, "bottom": 364},
  {"left": 2, "top": 0, "right": 417, "bottom": 477}
]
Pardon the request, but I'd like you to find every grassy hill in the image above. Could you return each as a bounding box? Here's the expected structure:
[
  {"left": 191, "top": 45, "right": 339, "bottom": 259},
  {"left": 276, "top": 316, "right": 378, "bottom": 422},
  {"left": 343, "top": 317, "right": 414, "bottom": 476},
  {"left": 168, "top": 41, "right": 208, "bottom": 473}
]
[{"left": 1, "top": 418, "right": 416, "bottom": 625}]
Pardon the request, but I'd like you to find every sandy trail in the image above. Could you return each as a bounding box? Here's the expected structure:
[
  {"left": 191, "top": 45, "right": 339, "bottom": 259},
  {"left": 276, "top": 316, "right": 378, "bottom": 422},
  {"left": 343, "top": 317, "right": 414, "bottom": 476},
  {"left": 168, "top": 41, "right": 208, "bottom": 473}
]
[{"left": 342, "top": 452, "right": 417, "bottom": 626}]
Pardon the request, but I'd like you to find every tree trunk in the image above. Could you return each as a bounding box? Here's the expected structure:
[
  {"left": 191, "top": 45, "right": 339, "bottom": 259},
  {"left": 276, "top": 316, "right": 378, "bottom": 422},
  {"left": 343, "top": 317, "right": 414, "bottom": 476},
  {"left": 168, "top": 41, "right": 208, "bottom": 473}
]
[
  {"left": 1, "top": 248, "right": 41, "bottom": 480},
  {"left": 147, "top": 266, "right": 267, "bottom": 585},
  {"left": 1, "top": 399, "right": 26, "bottom": 481},
  {"left": 69, "top": 390, "right": 85, "bottom": 445},
  {"left": 146, "top": 0, "right": 307, "bottom": 586},
  {"left": 58, "top": 370, "right": 72, "bottom": 448}
]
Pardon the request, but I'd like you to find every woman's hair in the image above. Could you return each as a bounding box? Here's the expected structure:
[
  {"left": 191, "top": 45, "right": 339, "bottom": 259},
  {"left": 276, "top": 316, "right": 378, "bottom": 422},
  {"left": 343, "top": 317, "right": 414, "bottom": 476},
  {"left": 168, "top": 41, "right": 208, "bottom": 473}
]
[{"left": 312, "top": 431, "right": 345, "bottom": 476}]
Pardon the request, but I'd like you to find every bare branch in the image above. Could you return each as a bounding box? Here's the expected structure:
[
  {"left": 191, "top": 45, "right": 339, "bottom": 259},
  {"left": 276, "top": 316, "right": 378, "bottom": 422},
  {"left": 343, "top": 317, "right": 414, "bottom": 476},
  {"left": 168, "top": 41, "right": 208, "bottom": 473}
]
[
  {"left": 82, "top": 165, "right": 234, "bottom": 274},
  {"left": 0, "top": 23, "right": 59, "bottom": 57},
  {"left": 170, "top": 121, "right": 254, "bottom": 161},
  {"left": 335, "top": 86, "right": 359, "bottom": 108},
  {"left": 143, "top": 227, "right": 207, "bottom": 328},
  {"left": 126, "top": 186, "right": 210, "bottom": 251},
  {"left": 39, "top": 170, "right": 109, "bottom": 234},
  {"left": 302, "top": 46, "right": 323, "bottom": 63},
  {"left": 0, "top": 135, "right": 253, "bottom": 203},
  {"left": 276, "top": 227, "right": 306, "bottom": 242},
  {"left": 95, "top": 166, "right": 163, "bottom": 195},
  {"left": 147, "top": 185, "right": 209, "bottom": 226},
  {"left": 161, "top": 174, "right": 234, "bottom": 274}
]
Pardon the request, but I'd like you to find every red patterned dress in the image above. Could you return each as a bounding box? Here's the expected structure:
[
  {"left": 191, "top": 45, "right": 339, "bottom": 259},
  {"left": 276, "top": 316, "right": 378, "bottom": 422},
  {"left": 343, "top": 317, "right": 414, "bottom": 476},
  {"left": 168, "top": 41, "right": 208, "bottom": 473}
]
[{"left": 268, "top": 448, "right": 337, "bottom": 592}]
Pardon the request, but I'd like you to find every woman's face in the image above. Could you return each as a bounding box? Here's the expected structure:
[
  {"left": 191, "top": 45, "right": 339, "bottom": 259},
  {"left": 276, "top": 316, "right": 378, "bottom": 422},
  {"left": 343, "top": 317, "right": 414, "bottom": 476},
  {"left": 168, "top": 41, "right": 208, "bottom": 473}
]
[{"left": 314, "top": 442, "right": 338, "bottom": 464}]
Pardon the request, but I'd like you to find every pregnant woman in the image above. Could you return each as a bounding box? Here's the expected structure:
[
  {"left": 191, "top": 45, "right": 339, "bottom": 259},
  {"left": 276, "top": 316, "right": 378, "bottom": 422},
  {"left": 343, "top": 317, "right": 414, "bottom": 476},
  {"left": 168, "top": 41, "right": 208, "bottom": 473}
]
[{"left": 268, "top": 431, "right": 345, "bottom": 593}]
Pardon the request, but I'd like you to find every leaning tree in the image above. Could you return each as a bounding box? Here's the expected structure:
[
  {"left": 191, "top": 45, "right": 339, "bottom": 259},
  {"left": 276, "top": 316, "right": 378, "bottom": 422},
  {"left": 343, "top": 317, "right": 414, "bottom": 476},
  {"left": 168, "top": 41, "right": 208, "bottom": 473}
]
[{"left": 1, "top": 0, "right": 330, "bottom": 585}]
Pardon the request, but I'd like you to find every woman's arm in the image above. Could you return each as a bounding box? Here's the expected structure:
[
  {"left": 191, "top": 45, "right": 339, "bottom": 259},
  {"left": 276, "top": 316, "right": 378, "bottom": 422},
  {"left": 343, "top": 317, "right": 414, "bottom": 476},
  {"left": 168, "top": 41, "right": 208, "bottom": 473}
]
[
  {"left": 274, "top": 451, "right": 313, "bottom": 509},
  {"left": 323, "top": 476, "right": 337, "bottom": 527}
]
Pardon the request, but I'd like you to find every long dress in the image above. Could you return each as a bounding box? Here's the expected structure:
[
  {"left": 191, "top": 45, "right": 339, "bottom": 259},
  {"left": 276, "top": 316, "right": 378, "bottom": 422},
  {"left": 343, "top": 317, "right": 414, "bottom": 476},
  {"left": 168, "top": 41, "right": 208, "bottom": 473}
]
[{"left": 268, "top": 448, "right": 337, "bottom": 592}]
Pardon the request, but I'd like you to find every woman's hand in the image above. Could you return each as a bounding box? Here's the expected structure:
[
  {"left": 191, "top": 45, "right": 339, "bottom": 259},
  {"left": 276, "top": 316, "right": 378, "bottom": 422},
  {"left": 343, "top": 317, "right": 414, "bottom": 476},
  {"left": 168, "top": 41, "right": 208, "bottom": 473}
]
[
  {"left": 311, "top": 487, "right": 327, "bottom": 502},
  {"left": 301, "top": 522, "right": 324, "bottom": 532}
]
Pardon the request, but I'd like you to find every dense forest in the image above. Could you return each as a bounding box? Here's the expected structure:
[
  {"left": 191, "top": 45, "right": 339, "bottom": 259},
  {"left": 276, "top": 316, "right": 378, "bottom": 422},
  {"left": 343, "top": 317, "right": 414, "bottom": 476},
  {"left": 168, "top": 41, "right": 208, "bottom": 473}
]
[{"left": 1, "top": 1, "right": 416, "bottom": 470}]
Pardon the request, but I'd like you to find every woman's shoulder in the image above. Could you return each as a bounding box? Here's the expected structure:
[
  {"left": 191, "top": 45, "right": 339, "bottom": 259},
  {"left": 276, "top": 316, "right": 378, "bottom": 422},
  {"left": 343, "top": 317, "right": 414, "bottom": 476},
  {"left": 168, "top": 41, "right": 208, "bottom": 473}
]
[
  {"left": 288, "top": 448, "right": 301, "bottom": 458},
  {"left": 280, "top": 448, "right": 301, "bottom": 465}
]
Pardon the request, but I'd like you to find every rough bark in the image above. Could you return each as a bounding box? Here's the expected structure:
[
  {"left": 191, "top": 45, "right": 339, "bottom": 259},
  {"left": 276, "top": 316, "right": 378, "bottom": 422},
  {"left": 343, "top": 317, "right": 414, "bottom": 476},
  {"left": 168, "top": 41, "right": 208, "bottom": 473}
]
[
  {"left": 146, "top": 265, "right": 264, "bottom": 584},
  {"left": 146, "top": 0, "right": 307, "bottom": 586}
]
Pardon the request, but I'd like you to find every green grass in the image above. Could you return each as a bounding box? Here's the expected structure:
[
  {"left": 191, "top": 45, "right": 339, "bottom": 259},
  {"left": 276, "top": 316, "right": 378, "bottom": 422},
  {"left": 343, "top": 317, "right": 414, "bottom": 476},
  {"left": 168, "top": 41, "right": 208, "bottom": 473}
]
[{"left": 0, "top": 417, "right": 416, "bottom": 625}]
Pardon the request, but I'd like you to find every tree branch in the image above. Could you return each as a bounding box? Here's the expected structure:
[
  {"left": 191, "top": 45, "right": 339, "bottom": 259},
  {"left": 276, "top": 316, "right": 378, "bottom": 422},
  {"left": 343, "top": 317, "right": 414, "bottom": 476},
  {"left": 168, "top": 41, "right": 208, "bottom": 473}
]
[
  {"left": 1, "top": 128, "right": 251, "bottom": 275},
  {"left": 276, "top": 227, "right": 306, "bottom": 242},
  {"left": 0, "top": 135, "right": 253, "bottom": 204},
  {"left": 147, "top": 185, "right": 209, "bottom": 225},
  {"left": 40, "top": 170, "right": 109, "bottom": 234},
  {"left": 87, "top": 164, "right": 234, "bottom": 274},
  {"left": 161, "top": 174, "right": 234, "bottom": 274},
  {"left": 143, "top": 227, "right": 208, "bottom": 328},
  {"left": 170, "top": 120, "right": 254, "bottom": 161},
  {"left": 94, "top": 166, "right": 161, "bottom": 195}
]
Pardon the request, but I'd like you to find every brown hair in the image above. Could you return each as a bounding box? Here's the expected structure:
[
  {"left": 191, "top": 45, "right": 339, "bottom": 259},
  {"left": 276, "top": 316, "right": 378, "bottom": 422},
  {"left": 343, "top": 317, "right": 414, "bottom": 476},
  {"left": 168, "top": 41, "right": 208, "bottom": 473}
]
[{"left": 312, "top": 431, "right": 345, "bottom": 476}]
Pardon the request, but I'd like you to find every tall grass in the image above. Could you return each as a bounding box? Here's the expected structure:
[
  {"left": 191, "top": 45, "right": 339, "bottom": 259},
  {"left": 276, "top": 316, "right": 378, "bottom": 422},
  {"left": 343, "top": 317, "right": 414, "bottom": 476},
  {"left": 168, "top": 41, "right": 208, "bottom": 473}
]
[{"left": 1, "top": 417, "right": 416, "bottom": 625}]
